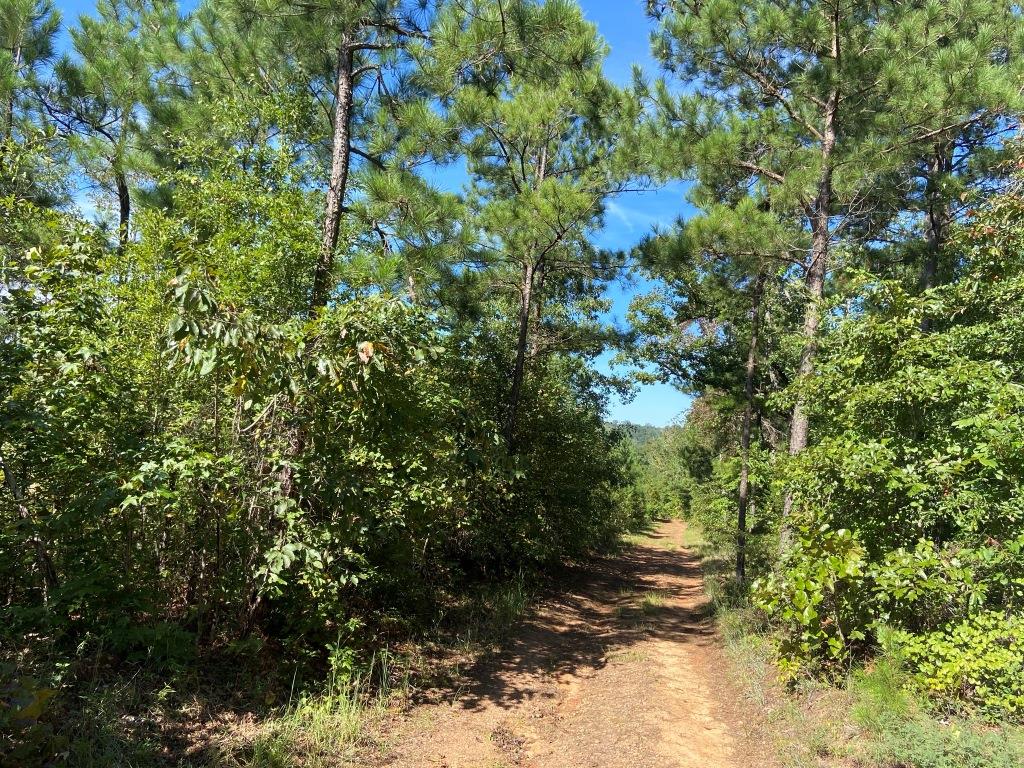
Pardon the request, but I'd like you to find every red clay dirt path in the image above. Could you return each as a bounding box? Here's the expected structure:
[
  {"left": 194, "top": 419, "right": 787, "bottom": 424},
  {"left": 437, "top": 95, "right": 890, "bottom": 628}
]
[{"left": 371, "top": 519, "right": 770, "bottom": 768}]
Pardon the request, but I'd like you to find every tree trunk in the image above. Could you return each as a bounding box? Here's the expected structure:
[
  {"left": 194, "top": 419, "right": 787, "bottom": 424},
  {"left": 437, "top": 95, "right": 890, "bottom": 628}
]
[
  {"left": 115, "top": 168, "right": 131, "bottom": 249},
  {"left": 6, "top": 43, "right": 22, "bottom": 139},
  {"left": 528, "top": 262, "right": 545, "bottom": 360},
  {"left": 780, "top": 72, "right": 838, "bottom": 551},
  {"left": 787, "top": 210, "right": 828, "bottom": 455},
  {"left": 505, "top": 260, "right": 535, "bottom": 449},
  {"left": 526, "top": 150, "right": 548, "bottom": 362},
  {"left": 310, "top": 38, "right": 354, "bottom": 312},
  {"left": 737, "top": 273, "right": 765, "bottom": 584},
  {"left": 285, "top": 37, "right": 354, "bottom": 521},
  {"left": 919, "top": 144, "right": 951, "bottom": 330},
  {"left": 779, "top": 217, "right": 827, "bottom": 552},
  {"left": 0, "top": 447, "right": 58, "bottom": 602}
]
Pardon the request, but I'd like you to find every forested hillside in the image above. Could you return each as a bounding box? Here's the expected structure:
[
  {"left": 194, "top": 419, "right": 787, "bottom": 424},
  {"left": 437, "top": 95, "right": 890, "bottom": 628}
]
[{"left": 2, "top": 0, "right": 1024, "bottom": 766}]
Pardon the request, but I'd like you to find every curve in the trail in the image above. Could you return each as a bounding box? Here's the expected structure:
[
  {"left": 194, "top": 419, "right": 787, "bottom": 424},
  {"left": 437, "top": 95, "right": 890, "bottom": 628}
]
[{"left": 373, "top": 519, "right": 765, "bottom": 768}]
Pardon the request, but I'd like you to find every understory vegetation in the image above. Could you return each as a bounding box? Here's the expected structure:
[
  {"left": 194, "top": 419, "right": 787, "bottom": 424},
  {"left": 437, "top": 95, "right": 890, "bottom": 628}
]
[{"left": 3, "top": 0, "right": 1024, "bottom": 766}]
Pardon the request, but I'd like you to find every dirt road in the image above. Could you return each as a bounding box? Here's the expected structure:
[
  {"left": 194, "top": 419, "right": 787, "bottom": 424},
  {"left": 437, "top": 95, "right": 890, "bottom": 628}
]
[{"left": 373, "top": 519, "right": 766, "bottom": 768}]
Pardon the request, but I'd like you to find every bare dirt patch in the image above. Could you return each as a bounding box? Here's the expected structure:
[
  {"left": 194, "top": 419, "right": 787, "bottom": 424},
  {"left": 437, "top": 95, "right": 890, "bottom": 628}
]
[{"left": 368, "top": 519, "right": 771, "bottom": 768}]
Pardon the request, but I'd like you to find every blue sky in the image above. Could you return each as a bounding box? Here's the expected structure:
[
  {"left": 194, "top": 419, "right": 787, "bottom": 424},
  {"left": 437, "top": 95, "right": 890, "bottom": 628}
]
[
  {"left": 575, "top": 0, "right": 696, "bottom": 426},
  {"left": 56, "top": 0, "right": 695, "bottom": 426}
]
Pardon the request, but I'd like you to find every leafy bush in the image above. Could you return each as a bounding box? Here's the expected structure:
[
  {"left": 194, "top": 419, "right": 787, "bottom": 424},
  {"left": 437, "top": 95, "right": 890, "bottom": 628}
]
[
  {"left": 891, "top": 612, "right": 1024, "bottom": 719},
  {"left": 872, "top": 540, "right": 987, "bottom": 634},
  {"left": 754, "top": 523, "right": 870, "bottom": 678},
  {"left": 0, "top": 671, "right": 62, "bottom": 766}
]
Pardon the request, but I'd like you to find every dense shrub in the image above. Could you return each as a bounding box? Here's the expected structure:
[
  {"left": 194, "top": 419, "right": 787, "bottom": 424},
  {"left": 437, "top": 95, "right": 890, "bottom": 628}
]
[
  {"left": 0, "top": 122, "right": 642, "bottom": 698},
  {"left": 754, "top": 523, "right": 870, "bottom": 679},
  {"left": 0, "top": 215, "right": 488, "bottom": 648},
  {"left": 891, "top": 612, "right": 1024, "bottom": 718},
  {"left": 755, "top": 178, "right": 1024, "bottom": 716}
]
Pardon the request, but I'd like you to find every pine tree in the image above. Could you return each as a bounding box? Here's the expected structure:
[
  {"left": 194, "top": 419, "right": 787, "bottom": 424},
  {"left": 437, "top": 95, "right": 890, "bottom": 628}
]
[
  {"left": 424, "top": 0, "right": 630, "bottom": 448},
  {"left": 643, "top": 0, "right": 1021, "bottom": 545},
  {"left": 646, "top": 2, "right": 886, "bottom": 540},
  {"left": 0, "top": 0, "right": 58, "bottom": 139},
  {"left": 0, "top": 0, "right": 70, "bottom": 211},
  {"left": 871, "top": 1, "right": 1022, "bottom": 299},
  {"left": 188, "top": 0, "right": 454, "bottom": 311},
  {"left": 631, "top": 197, "right": 793, "bottom": 579},
  {"left": 48, "top": 0, "right": 184, "bottom": 246}
]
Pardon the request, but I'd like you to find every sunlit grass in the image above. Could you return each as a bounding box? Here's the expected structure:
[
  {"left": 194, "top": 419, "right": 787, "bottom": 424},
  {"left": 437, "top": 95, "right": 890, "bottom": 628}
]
[
  {"left": 640, "top": 590, "right": 667, "bottom": 614},
  {"left": 227, "top": 652, "right": 407, "bottom": 768},
  {"left": 679, "top": 521, "right": 705, "bottom": 549},
  {"left": 237, "top": 684, "right": 365, "bottom": 768}
]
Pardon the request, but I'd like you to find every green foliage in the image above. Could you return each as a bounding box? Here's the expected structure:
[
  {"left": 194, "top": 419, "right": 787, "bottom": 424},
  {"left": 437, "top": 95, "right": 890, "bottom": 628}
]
[
  {"left": 755, "top": 168, "right": 1024, "bottom": 716},
  {"left": 0, "top": 0, "right": 61, "bottom": 139},
  {"left": 754, "top": 524, "right": 869, "bottom": 678},
  {"left": 850, "top": 656, "right": 1024, "bottom": 768},
  {"left": 50, "top": 0, "right": 185, "bottom": 241},
  {"left": 867, "top": 717, "right": 1024, "bottom": 768},
  {"left": 11, "top": 0, "right": 1024, "bottom": 760},
  {"left": 0, "top": 670, "right": 61, "bottom": 765},
  {"left": 891, "top": 612, "right": 1024, "bottom": 719}
]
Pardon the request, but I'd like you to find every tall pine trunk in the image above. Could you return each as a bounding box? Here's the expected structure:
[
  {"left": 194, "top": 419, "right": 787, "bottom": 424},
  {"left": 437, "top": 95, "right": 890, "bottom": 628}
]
[
  {"left": 311, "top": 38, "right": 354, "bottom": 312},
  {"left": 505, "top": 261, "right": 535, "bottom": 449},
  {"left": 780, "top": 30, "right": 839, "bottom": 551},
  {"left": 505, "top": 147, "right": 550, "bottom": 449},
  {"left": 278, "top": 37, "right": 355, "bottom": 536},
  {"left": 737, "top": 272, "right": 765, "bottom": 583},
  {"left": 919, "top": 144, "right": 952, "bottom": 331},
  {"left": 115, "top": 168, "right": 130, "bottom": 249},
  {"left": 787, "top": 198, "right": 829, "bottom": 455},
  {"left": 528, "top": 262, "right": 545, "bottom": 360},
  {"left": 6, "top": 43, "right": 21, "bottom": 138}
]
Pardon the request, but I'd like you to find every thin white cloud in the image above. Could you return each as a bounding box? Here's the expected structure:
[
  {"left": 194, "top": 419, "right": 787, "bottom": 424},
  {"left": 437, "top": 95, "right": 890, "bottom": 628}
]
[
  {"left": 607, "top": 200, "right": 636, "bottom": 231},
  {"left": 606, "top": 199, "right": 667, "bottom": 233}
]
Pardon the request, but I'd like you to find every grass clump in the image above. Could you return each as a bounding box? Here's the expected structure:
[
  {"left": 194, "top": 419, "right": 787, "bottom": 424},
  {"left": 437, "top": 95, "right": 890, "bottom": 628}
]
[
  {"left": 231, "top": 683, "right": 365, "bottom": 768},
  {"left": 224, "top": 652, "right": 407, "bottom": 768},
  {"left": 640, "top": 591, "right": 666, "bottom": 614},
  {"left": 848, "top": 657, "right": 1024, "bottom": 768}
]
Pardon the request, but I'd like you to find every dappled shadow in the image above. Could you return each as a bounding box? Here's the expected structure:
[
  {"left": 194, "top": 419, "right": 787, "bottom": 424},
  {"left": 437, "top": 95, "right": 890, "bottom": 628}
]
[
  {"left": 34, "top": 647, "right": 291, "bottom": 768},
  {"left": 414, "top": 528, "right": 716, "bottom": 714},
  {"left": 28, "top": 524, "right": 714, "bottom": 767}
]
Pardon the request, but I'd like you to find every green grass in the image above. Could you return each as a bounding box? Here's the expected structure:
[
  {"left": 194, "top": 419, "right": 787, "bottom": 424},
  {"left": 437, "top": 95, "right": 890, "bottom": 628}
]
[
  {"left": 233, "top": 685, "right": 365, "bottom": 767},
  {"left": 446, "top": 571, "right": 534, "bottom": 656},
  {"left": 620, "top": 531, "right": 651, "bottom": 548},
  {"left": 847, "top": 659, "right": 1024, "bottom": 768},
  {"left": 44, "top": 650, "right": 411, "bottom": 768},
  {"left": 487, "top": 576, "right": 532, "bottom": 636},
  {"left": 679, "top": 522, "right": 705, "bottom": 549},
  {"left": 226, "top": 670, "right": 388, "bottom": 768},
  {"left": 639, "top": 590, "right": 666, "bottom": 614},
  {"left": 605, "top": 648, "right": 647, "bottom": 664}
]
